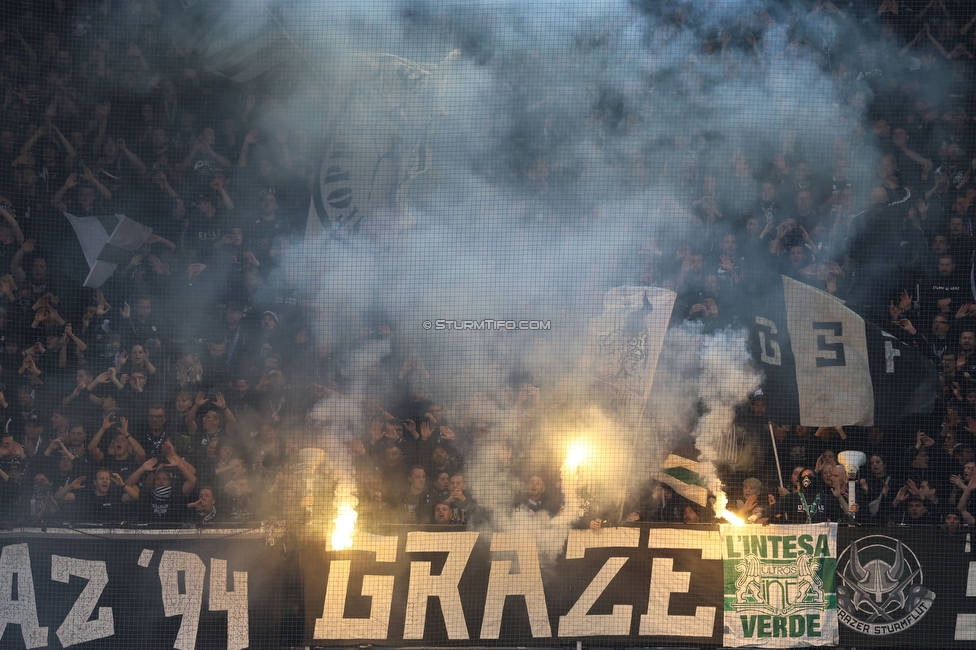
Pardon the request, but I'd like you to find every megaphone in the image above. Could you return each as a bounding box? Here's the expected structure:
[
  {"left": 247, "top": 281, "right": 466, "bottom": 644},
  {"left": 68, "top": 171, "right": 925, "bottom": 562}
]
[
  {"left": 837, "top": 451, "right": 867, "bottom": 480},
  {"left": 837, "top": 451, "right": 867, "bottom": 520}
]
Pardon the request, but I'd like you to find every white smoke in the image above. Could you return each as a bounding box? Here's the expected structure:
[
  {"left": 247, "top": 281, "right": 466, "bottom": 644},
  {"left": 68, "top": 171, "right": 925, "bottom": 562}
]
[
  {"left": 236, "top": 0, "right": 944, "bottom": 534},
  {"left": 691, "top": 325, "right": 763, "bottom": 504},
  {"left": 306, "top": 338, "right": 393, "bottom": 543}
]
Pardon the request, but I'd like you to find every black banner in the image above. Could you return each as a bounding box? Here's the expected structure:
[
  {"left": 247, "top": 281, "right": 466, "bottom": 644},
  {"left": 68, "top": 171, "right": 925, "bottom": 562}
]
[
  {"left": 300, "top": 524, "right": 725, "bottom": 646},
  {"left": 837, "top": 527, "right": 975, "bottom": 648},
  {"left": 0, "top": 528, "right": 276, "bottom": 650},
  {"left": 1, "top": 525, "right": 973, "bottom": 648}
]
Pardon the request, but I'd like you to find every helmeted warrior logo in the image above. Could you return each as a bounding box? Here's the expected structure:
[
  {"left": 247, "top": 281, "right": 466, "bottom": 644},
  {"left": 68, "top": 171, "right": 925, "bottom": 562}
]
[{"left": 836, "top": 536, "right": 935, "bottom": 635}]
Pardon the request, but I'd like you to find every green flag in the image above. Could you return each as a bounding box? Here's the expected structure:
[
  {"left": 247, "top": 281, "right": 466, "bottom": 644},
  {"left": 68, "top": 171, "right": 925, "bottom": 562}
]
[{"left": 722, "top": 523, "right": 838, "bottom": 647}]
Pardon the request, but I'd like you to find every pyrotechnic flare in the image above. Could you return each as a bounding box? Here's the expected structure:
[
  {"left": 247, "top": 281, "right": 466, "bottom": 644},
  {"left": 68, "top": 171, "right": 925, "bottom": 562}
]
[
  {"left": 689, "top": 327, "right": 761, "bottom": 528},
  {"left": 713, "top": 490, "right": 745, "bottom": 527},
  {"left": 563, "top": 439, "right": 590, "bottom": 474},
  {"left": 332, "top": 496, "right": 359, "bottom": 551},
  {"left": 561, "top": 439, "right": 591, "bottom": 518}
]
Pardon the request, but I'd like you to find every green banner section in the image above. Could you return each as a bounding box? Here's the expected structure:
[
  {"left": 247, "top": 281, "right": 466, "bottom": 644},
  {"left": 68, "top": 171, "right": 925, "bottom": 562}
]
[{"left": 721, "top": 524, "right": 838, "bottom": 647}]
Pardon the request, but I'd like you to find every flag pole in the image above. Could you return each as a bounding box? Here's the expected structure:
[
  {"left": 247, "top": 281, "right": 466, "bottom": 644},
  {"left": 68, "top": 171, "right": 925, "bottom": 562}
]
[
  {"left": 769, "top": 422, "right": 784, "bottom": 490},
  {"left": 258, "top": 0, "right": 325, "bottom": 82}
]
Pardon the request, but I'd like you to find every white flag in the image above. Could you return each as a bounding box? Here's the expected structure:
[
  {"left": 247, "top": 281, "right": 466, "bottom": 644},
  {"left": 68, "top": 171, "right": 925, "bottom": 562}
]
[{"left": 782, "top": 276, "right": 874, "bottom": 426}]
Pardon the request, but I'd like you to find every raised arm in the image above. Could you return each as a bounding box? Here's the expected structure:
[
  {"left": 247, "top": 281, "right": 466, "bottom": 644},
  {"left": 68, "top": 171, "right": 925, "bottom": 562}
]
[
  {"left": 962, "top": 10, "right": 976, "bottom": 35},
  {"left": 62, "top": 375, "right": 88, "bottom": 407},
  {"left": 900, "top": 27, "right": 925, "bottom": 56},
  {"left": 58, "top": 331, "right": 67, "bottom": 368},
  {"left": 42, "top": 437, "right": 72, "bottom": 461},
  {"left": 146, "top": 233, "right": 176, "bottom": 251},
  {"left": 80, "top": 165, "right": 111, "bottom": 200},
  {"left": 151, "top": 170, "right": 180, "bottom": 199},
  {"left": 10, "top": 27, "right": 35, "bottom": 65},
  {"left": 87, "top": 414, "right": 115, "bottom": 462},
  {"left": 114, "top": 472, "right": 139, "bottom": 503},
  {"left": 55, "top": 476, "right": 86, "bottom": 502},
  {"left": 126, "top": 457, "right": 158, "bottom": 488},
  {"left": 18, "top": 129, "right": 45, "bottom": 158},
  {"left": 238, "top": 129, "right": 258, "bottom": 167},
  {"left": 50, "top": 173, "right": 78, "bottom": 210},
  {"left": 120, "top": 417, "right": 146, "bottom": 463},
  {"left": 125, "top": 43, "right": 150, "bottom": 72},
  {"left": 116, "top": 138, "right": 146, "bottom": 175},
  {"left": 167, "top": 451, "right": 198, "bottom": 496},
  {"left": 64, "top": 323, "right": 87, "bottom": 352},
  {"left": 924, "top": 23, "right": 950, "bottom": 58},
  {"left": 0, "top": 206, "right": 24, "bottom": 245},
  {"left": 99, "top": 361, "right": 122, "bottom": 389},
  {"left": 866, "top": 474, "right": 889, "bottom": 515},
  {"left": 86, "top": 369, "right": 116, "bottom": 405},
  {"left": 50, "top": 124, "right": 77, "bottom": 160},
  {"left": 896, "top": 142, "right": 932, "bottom": 176},
  {"left": 958, "top": 475, "right": 976, "bottom": 525},
  {"left": 185, "top": 392, "right": 207, "bottom": 436},
  {"left": 202, "top": 141, "right": 231, "bottom": 168},
  {"left": 211, "top": 175, "right": 235, "bottom": 210},
  {"left": 177, "top": 140, "right": 203, "bottom": 171},
  {"left": 213, "top": 392, "right": 236, "bottom": 431}
]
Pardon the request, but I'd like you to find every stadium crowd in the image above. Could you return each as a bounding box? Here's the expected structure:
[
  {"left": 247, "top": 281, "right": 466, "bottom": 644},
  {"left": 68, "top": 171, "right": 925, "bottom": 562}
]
[{"left": 0, "top": 0, "right": 974, "bottom": 531}]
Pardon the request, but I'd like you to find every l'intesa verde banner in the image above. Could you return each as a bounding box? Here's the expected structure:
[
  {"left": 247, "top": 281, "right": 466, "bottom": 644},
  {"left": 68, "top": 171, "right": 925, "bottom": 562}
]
[
  {"left": 0, "top": 525, "right": 973, "bottom": 648},
  {"left": 721, "top": 523, "right": 838, "bottom": 647}
]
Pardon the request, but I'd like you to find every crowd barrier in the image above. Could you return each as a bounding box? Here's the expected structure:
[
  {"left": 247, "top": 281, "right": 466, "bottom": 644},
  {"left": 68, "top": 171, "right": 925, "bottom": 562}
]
[{"left": 0, "top": 524, "right": 972, "bottom": 648}]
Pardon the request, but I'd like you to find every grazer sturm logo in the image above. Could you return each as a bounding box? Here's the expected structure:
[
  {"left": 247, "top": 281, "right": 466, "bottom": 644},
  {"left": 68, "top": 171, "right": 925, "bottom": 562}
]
[{"left": 836, "top": 535, "right": 935, "bottom": 636}]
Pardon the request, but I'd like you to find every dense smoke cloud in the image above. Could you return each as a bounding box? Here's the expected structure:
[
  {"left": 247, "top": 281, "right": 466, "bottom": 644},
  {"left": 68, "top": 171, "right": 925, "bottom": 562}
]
[
  {"left": 284, "top": 2, "right": 875, "bottom": 344},
  {"left": 195, "top": 0, "right": 943, "bottom": 522}
]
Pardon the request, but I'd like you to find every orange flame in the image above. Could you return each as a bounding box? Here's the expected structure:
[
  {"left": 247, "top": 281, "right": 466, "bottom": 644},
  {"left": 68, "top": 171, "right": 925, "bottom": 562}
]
[{"left": 713, "top": 491, "right": 745, "bottom": 526}]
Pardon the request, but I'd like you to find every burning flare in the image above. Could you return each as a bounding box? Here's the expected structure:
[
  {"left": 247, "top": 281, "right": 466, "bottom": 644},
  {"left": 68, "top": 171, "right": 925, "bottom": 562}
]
[
  {"left": 560, "top": 439, "right": 593, "bottom": 520},
  {"left": 713, "top": 490, "right": 745, "bottom": 526},
  {"left": 563, "top": 439, "right": 591, "bottom": 473},
  {"left": 331, "top": 501, "right": 358, "bottom": 550}
]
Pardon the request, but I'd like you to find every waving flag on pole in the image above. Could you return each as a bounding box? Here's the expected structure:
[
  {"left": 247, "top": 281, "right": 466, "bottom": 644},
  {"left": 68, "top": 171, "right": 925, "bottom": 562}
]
[
  {"left": 587, "top": 285, "right": 677, "bottom": 427},
  {"left": 304, "top": 51, "right": 456, "bottom": 242},
  {"left": 64, "top": 213, "right": 152, "bottom": 288},
  {"left": 174, "top": 0, "right": 298, "bottom": 83},
  {"left": 750, "top": 276, "right": 936, "bottom": 426},
  {"left": 649, "top": 454, "right": 709, "bottom": 506}
]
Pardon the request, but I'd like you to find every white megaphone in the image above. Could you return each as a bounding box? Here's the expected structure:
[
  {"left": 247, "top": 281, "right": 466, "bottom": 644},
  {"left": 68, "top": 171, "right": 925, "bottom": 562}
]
[{"left": 837, "top": 451, "right": 867, "bottom": 519}]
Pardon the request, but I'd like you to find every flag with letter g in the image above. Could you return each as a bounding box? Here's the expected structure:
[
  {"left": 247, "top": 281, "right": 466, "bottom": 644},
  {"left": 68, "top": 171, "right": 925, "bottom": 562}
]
[{"left": 750, "top": 276, "right": 936, "bottom": 426}]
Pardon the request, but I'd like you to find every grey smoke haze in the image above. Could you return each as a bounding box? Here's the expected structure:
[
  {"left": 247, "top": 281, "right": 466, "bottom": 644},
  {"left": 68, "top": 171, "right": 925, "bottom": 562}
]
[
  {"left": 277, "top": 0, "right": 893, "bottom": 342},
  {"left": 183, "top": 0, "right": 952, "bottom": 517}
]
